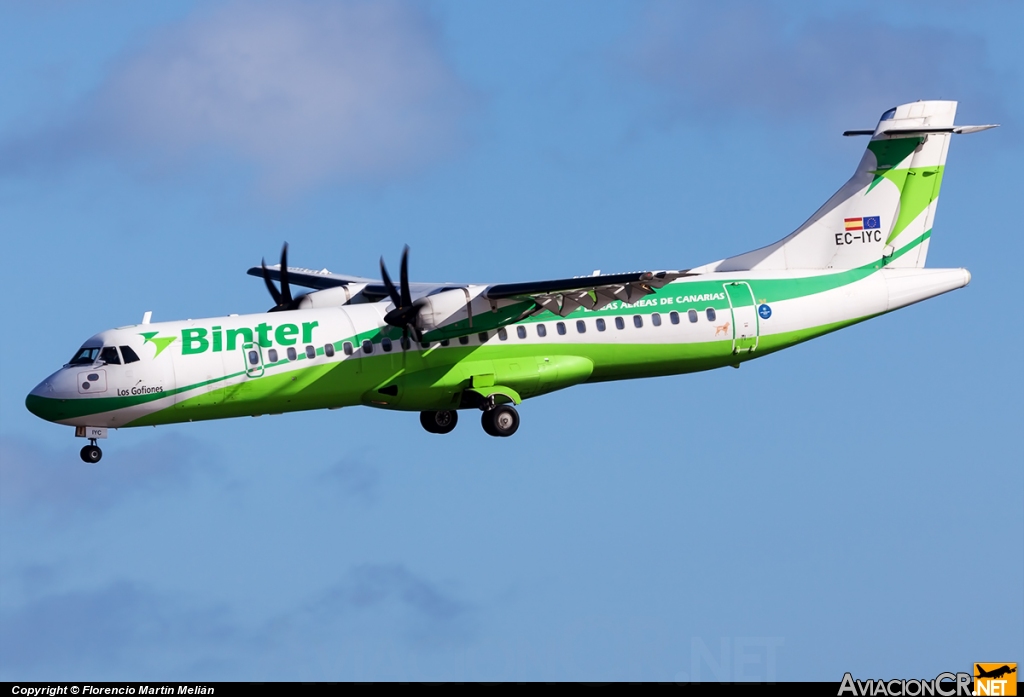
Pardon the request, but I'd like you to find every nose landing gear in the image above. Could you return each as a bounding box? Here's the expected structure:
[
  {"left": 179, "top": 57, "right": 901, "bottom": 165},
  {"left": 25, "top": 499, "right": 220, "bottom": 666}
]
[
  {"left": 80, "top": 440, "right": 102, "bottom": 463},
  {"left": 74, "top": 426, "right": 107, "bottom": 463}
]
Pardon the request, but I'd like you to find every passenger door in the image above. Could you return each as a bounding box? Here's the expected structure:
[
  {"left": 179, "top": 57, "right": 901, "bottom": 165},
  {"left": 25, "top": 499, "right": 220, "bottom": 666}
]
[
  {"left": 243, "top": 342, "right": 265, "bottom": 378},
  {"left": 723, "top": 282, "right": 759, "bottom": 353}
]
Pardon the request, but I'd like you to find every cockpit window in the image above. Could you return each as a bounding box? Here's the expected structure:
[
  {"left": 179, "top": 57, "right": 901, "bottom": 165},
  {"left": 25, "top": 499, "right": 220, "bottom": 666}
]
[
  {"left": 120, "top": 346, "right": 140, "bottom": 364},
  {"left": 880, "top": 107, "right": 897, "bottom": 121},
  {"left": 99, "top": 346, "right": 121, "bottom": 365},
  {"left": 69, "top": 347, "right": 100, "bottom": 365}
]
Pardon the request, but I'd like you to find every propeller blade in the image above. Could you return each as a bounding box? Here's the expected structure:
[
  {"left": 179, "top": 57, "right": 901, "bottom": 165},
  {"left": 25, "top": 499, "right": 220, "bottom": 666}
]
[
  {"left": 381, "top": 246, "right": 421, "bottom": 338},
  {"left": 279, "top": 243, "right": 293, "bottom": 305},
  {"left": 379, "top": 257, "right": 402, "bottom": 308},
  {"left": 399, "top": 245, "right": 412, "bottom": 309},
  {"left": 261, "top": 258, "right": 283, "bottom": 306}
]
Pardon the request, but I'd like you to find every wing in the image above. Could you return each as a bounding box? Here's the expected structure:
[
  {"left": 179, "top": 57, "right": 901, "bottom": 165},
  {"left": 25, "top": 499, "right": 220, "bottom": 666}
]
[
  {"left": 249, "top": 261, "right": 693, "bottom": 341},
  {"left": 247, "top": 264, "right": 451, "bottom": 301},
  {"left": 247, "top": 264, "right": 372, "bottom": 290},
  {"left": 485, "top": 270, "right": 691, "bottom": 317}
]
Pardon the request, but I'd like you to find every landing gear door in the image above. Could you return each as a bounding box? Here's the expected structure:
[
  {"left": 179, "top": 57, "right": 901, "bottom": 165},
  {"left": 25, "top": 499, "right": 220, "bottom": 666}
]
[
  {"left": 243, "top": 342, "right": 265, "bottom": 378},
  {"left": 724, "top": 282, "right": 759, "bottom": 353}
]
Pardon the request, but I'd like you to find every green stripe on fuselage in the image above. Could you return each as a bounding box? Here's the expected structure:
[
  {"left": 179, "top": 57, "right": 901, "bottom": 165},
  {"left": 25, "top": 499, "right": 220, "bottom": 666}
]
[{"left": 125, "top": 311, "right": 877, "bottom": 426}]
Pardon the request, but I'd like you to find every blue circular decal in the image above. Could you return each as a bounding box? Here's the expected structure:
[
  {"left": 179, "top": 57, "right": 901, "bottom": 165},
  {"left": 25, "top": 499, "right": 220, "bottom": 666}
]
[{"left": 758, "top": 304, "right": 772, "bottom": 320}]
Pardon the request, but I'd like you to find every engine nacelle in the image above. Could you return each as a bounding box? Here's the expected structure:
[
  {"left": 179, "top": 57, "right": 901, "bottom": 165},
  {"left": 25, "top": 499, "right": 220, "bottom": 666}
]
[
  {"left": 296, "top": 284, "right": 368, "bottom": 309},
  {"left": 416, "top": 288, "right": 479, "bottom": 331},
  {"left": 416, "top": 286, "right": 533, "bottom": 340}
]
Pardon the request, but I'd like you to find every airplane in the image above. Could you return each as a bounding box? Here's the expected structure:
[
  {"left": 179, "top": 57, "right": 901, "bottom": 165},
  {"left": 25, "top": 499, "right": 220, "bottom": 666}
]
[
  {"left": 975, "top": 665, "right": 1016, "bottom": 680},
  {"left": 26, "top": 100, "right": 997, "bottom": 463}
]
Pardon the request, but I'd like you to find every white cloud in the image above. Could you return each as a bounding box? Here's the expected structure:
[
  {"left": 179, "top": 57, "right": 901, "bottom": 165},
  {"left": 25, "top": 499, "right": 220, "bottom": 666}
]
[
  {"left": 4, "top": 0, "right": 474, "bottom": 194},
  {"left": 0, "top": 434, "right": 217, "bottom": 520},
  {"left": 622, "top": 1, "right": 1001, "bottom": 127},
  {"left": 0, "top": 566, "right": 475, "bottom": 679}
]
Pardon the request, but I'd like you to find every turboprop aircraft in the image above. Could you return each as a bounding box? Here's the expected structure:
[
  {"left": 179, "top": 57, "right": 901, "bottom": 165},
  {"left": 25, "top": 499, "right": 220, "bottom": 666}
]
[{"left": 26, "top": 100, "right": 996, "bottom": 462}]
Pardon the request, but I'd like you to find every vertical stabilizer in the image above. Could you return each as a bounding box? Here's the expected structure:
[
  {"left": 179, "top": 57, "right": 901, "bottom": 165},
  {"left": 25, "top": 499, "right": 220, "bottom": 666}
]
[{"left": 699, "top": 101, "right": 970, "bottom": 272}]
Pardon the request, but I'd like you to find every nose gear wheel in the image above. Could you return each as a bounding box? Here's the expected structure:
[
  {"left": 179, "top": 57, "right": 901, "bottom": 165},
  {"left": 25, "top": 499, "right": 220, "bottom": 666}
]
[{"left": 80, "top": 443, "right": 102, "bottom": 463}]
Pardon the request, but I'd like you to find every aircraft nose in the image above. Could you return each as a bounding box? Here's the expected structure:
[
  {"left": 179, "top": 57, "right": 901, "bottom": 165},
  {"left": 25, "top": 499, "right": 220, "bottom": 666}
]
[
  {"left": 25, "top": 374, "right": 65, "bottom": 423},
  {"left": 26, "top": 389, "right": 46, "bottom": 420}
]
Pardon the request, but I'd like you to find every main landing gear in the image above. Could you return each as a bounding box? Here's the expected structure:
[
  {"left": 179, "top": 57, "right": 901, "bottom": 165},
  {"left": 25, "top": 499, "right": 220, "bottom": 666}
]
[
  {"left": 80, "top": 440, "right": 102, "bottom": 463},
  {"left": 420, "top": 410, "right": 459, "bottom": 434},
  {"left": 481, "top": 404, "right": 519, "bottom": 437},
  {"left": 418, "top": 403, "right": 521, "bottom": 438}
]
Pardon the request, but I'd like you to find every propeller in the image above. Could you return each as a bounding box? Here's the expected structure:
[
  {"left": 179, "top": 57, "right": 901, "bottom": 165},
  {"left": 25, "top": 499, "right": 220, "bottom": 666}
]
[
  {"left": 380, "top": 245, "right": 423, "bottom": 343},
  {"left": 261, "top": 242, "right": 303, "bottom": 312}
]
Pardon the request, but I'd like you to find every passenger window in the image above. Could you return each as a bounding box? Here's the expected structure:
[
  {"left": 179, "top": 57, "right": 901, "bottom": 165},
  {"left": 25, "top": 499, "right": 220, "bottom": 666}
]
[
  {"left": 306, "top": 345, "right": 317, "bottom": 359},
  {"left": 596, "top": 318, "right": 606, "bottom": 331},
  {"left": 362, "top": 340, "right": 373, "bottom": 354},
  {"left": 440, "top": 339, "right": 450, "bottom": 347},
  {"left": 420, "top": 341, "right": 431, "bottom": 349},
  {"left": 99, "top": 346, "right": 121, "bottom": 365},
  {"left": 287, "top": 347, "right": 297, "bottom": 361},
  {"left": 458, "top": 335, "right": 469, "bottom": 345},
  {"left": 556, "top": 322, "right": 566, "bottom": 335},
  {"left": 652, "top": 313, "right": 662, "bottom": 327},
  {"left": 615, "top": 317, "right": 625, "bottom": 330},
  {"left": 478, "top": 332, "right": 489, "bottom": 343},
  {"left": 382, "top": 338, "right": 393, "bottom": 352},
  {"left": 68, "top": 347, "right": 100, "bottom": 365},
  {"left": 498, "top": 328, "right": 508, "bottom": 341},
  {"left": 343, "top": 342, "right": 354, "bottom": 356},
  {"left": 576, "top": 320, "right": 586, "bottom": 334},
  {"left": 120, "top": 346, "right": 140, "bottom": 364},
  {"left": 248, "top": 350, "right": 259, "bottom": 365},
  {"left": 706, "top": 308, "right": 716, "bottom": 322},
  {"left": 536, "top": 324, "right": 547, "bottom": 337},
  {"left": 517, "top": 326, "right": 527, "bottom": 339},
  {"left": 670, "top": 311, "right": 680, "bottom": 325},
  {"left": 324, "top": 343, "right": 335, "bottom": 358},
  {"left": 688, "top": 309, "right": 698, "bottom": 323},
  {"left": 633, "top": 315, "right": 643, "bottom": 328},
  {"left": 268, "top": 348, "right": 279, "bottom": 363},
  {"left": 401, "top": 336, "right": 411, "bottom": 351}
]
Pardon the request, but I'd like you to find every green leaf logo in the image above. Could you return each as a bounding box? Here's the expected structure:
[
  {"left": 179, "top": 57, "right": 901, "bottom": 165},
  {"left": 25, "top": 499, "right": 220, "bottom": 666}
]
[{"left": 140, "top": 331, "right": 176, "bottom": 357}]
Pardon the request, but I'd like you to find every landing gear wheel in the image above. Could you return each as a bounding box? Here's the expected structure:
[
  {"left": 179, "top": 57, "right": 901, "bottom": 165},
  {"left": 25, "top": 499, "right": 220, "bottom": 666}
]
[
  {"left": 420, "top": 410, "right": 458, "bottom": 434},
  {"left": 80, "top": 444, "right": 102, "bottom": 463},
  {"left": 482, "top": 405, "right": 519, "bottom": 437}
]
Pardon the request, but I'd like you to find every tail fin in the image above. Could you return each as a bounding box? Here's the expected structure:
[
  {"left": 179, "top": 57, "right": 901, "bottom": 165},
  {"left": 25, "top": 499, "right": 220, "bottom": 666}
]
[{"left": 701, "top": 100, "right": 995, "bottom": 272}]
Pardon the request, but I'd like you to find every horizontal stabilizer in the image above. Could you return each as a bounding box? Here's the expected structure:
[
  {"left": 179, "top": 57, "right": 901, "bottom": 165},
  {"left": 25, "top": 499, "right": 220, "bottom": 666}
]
[{"left": 844, "top": 124, "right": 999, "bottom": 137}]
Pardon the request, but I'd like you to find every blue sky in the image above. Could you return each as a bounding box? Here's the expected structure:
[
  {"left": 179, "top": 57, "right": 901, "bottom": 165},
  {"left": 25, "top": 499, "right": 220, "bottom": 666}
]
[{"left": 1, "top": 0, "right": 1020, "bottom": 681}]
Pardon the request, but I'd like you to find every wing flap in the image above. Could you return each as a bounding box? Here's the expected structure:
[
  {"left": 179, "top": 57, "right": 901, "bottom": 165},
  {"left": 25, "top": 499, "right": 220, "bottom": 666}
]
[{"left": 487, "top": 270, "right": 689, "bottom": 318}]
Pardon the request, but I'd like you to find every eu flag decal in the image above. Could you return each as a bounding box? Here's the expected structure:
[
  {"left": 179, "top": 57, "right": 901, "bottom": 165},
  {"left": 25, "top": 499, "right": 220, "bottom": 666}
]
[{"left": 844, "top": 216, "right": 880, "bottom": 231}]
